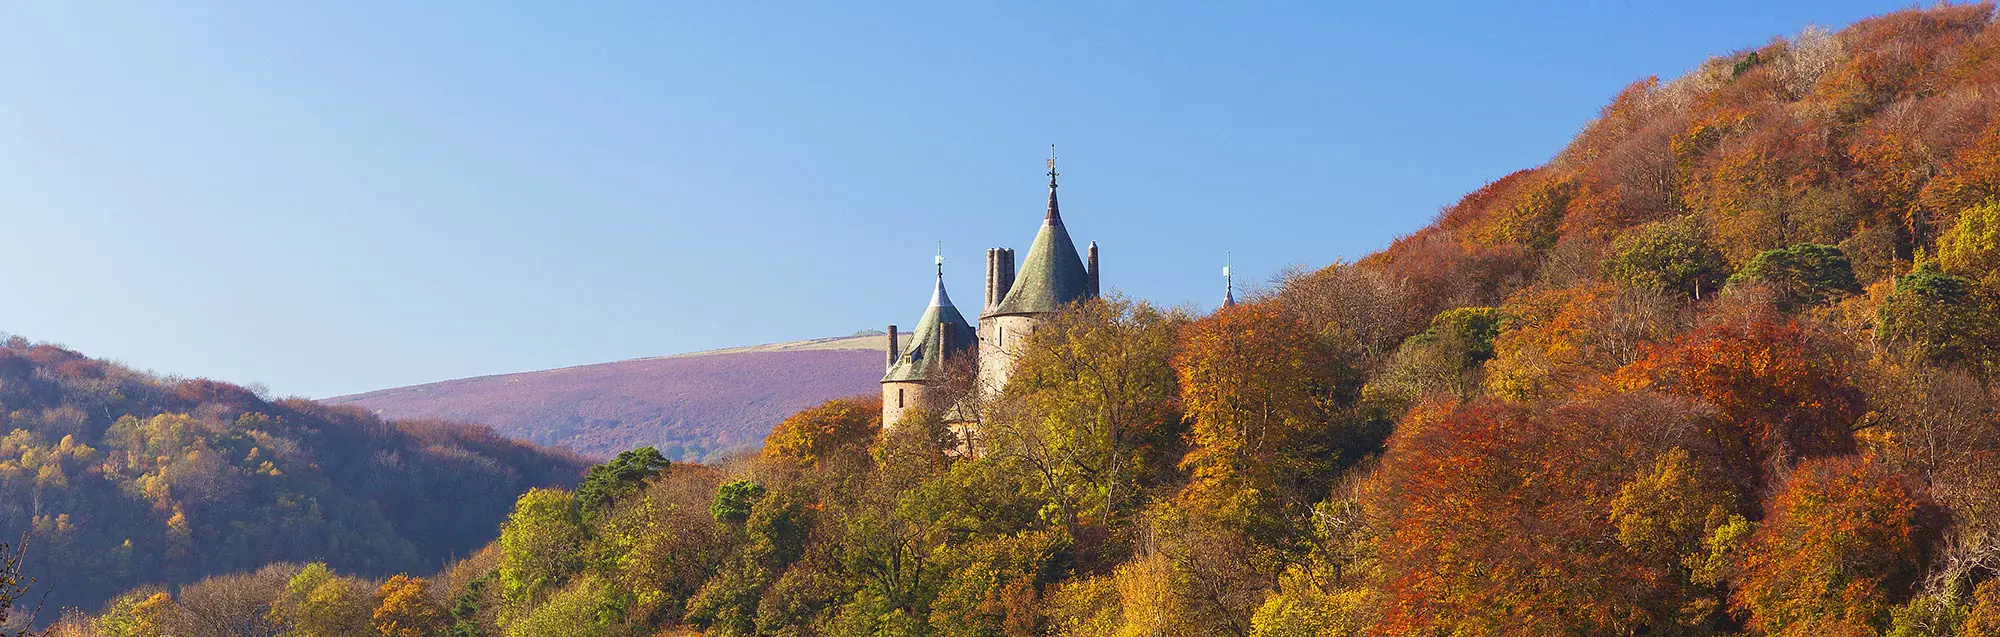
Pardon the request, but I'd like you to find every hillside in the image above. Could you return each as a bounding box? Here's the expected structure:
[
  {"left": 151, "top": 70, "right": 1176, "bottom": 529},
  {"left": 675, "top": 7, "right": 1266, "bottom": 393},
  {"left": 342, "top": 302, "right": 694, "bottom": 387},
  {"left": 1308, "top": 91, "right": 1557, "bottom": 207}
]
[
  {"left": 0, "top": 335, "right": 587, "bottom": 618},
  {"left": 326, "top": 333, "right": 894, "bottom": 461}
]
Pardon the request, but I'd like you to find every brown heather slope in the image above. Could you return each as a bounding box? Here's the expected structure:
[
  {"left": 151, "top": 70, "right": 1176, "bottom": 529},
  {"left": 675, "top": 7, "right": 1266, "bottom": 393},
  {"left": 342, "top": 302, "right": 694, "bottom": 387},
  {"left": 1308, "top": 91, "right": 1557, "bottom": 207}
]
[{"left": 325, "top": 333, "right": 892, "bottom": 461}]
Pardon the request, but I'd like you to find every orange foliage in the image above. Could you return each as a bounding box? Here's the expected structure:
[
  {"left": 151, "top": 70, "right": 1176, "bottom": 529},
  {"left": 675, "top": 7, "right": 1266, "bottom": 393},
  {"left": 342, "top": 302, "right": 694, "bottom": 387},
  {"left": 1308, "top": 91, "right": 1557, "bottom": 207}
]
[
  {"left": 1918, "top": 122, "right": 2000, "bottom": 231},
  {"left": 1731, "top": 456, "right": 1934, "bottom": 636},
  {"left": 1484, "top": 283, "right": 1669, "bottom": 401},
  {"left": 1367, "top": 394, "right": 1726, "bottom": 635},
  {"left": 1613, "top": 316, "right": 1860, "bottom": 487},
  {"left": 1173, "top": 301, "right": 1355, "bottom": 530},
  {"left": 372, "top": 574, "right": 447, "bottom": 637},
  {"left": 758, "top": 395, "right": 880, "bottom": 469}
]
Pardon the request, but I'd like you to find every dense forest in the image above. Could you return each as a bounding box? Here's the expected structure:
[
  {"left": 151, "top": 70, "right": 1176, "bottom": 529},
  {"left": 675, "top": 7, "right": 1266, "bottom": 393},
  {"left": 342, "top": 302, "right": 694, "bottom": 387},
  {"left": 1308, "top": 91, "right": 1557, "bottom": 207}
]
[
  {"left": 34, "top": 3, "right": 2000, "bottom": 635},
  {"left": 0, "top": 336, "right": 587, "bottom": 625}
]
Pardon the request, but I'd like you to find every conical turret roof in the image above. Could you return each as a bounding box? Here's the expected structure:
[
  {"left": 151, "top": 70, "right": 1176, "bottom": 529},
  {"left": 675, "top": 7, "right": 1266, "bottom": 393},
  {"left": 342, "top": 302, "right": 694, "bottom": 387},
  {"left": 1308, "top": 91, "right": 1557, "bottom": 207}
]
[
  {"left": 883, "top": 272, "right": 977, "bottom": 383},
  {"left": 989, "top": 174, "right": 1090, "bottom": 317}
]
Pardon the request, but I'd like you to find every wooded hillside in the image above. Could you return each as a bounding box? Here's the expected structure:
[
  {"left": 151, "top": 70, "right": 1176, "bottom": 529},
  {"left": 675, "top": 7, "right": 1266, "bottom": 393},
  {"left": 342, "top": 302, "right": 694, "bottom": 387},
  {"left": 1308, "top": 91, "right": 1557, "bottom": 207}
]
[
  {"left": 0, "top": 336, "right": 586, "bottom": 621},
  {"left": 49, "top": 4, "right": 2000, "bottom": 636}
]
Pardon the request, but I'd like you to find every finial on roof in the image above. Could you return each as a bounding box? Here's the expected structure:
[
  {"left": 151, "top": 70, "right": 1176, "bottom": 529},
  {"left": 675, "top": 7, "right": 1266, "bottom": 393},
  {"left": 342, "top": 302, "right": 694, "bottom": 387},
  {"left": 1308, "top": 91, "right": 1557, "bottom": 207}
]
[
  {"left": 936, "top": 242, "right": 944, "bottom": 278},
  {"left": 1223, "top": 253, "right": 1235, "bottom": 308},
  {"left": 1044, "top": 146, "right": 1062, "bottom": 224},
  {"left": 1047, "top": 144, "right": 1058, "bottom": 188}
]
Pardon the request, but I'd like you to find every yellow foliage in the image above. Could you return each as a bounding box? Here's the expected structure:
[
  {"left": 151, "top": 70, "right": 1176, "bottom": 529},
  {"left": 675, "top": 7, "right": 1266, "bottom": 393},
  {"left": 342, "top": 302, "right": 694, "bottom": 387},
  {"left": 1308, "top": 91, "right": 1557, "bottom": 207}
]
[{"left": 1936, "top": 200, "right": 2000, "bottom": 281}]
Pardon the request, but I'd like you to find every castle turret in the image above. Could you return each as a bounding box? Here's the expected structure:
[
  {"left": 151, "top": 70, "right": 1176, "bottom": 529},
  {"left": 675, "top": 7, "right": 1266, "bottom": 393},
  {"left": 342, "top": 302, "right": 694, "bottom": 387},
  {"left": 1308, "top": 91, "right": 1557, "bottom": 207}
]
[
  {"left": 882, "top": 255, "right": 977, "bottom": 427},
  {"left": 977, "top": 149, "right": 1095, "bottom": 398}
]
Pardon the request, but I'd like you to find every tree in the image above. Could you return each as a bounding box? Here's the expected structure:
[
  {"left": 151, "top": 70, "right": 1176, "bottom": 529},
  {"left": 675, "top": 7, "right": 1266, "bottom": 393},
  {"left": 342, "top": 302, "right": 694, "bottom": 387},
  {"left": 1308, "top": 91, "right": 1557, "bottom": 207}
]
[
  {"left": 981, "top": 296, "right": 1186, "bottom": 559},
  {"left": 373, "top": 575, "right": 448, "bottom": 637},
  {"left": 1376, "top": 306, "right": 1502, "bottom": 401},
  {"left": 759, "top": 396, "right": 880, "bottom": 472},
  {"left": 267, "top": 563, "right": 372, "bottom": 637},
  {"left": 1603, "top": 217, "right": 1731, "bottom": 299},
  {"left": 0, "top": 535, "right": 38, "bottom": 637},
  {"left": 576, "top": 447, "right": 671, "bottom": 511},
  {"left": 1614, "top": 314, "right": 1862, "bottom": 488},
  {"left": 1964, "top": 579, "right": 2000, "bottom": 637},
  {"left": 496, "top": 489, "right": 587, "bottom": 618},
  {"left": 1476, "top": 171, "right": 1577, "bottom": 253},
  {"left": 1726, "top": 243, "right": 1862, "bottom": 310},
  {"left": 1173, "top": 301, "right": 1361, "bottom": 550},
  {"left": 1484, "top": 283, "right": 1675, "bottom": 401},
  {"left": 710, "top": 481, "right": 766, "bottom": 526},
  {"left": 1935, "top": 200, "right": 2000, "bottom": 281},
  {"left": 171, "top": 563, "right": 298, "bottom": 637},
  {"left": 1878, "top": 262, "right": 2000, "bottom": 370},
  {"left": 1368, "top": 394, "right": 1734, "bottom": 634},
  {"left": 1732, "top": 456, "right": 1933, "bottom": 637}
]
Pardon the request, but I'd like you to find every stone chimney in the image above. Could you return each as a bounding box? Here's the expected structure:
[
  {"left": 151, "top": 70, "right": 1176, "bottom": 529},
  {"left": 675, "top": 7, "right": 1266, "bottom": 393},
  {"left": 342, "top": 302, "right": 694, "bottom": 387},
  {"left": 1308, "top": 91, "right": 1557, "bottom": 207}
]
[
  {"left": 1085, "top": 241, "right": 1100, "bottom": 299},
  {"left": 985, "top": 248, "right": 1016, "bottom": 310},
  {"left": 886, "top": 325, "right": 898, "bottom": 371}
]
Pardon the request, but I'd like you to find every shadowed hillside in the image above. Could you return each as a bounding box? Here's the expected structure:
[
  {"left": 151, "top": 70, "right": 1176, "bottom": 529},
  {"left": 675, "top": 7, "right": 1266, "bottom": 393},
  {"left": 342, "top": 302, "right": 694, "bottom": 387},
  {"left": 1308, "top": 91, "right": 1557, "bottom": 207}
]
[
  {"left": 327, "top": 334, "right": 893, "bottom": 461},
  {"left": 0, "top": 334, "right": 588, "bottom": 618}
]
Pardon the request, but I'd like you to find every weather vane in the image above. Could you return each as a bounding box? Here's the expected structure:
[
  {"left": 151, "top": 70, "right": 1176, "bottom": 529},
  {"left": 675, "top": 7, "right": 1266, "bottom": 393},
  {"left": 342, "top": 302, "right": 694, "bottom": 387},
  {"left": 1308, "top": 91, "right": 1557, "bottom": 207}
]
[
  {"left": 1047, "top": 144, "right": 1058, "bottom": 183},
  {"left": 936, "top": 242, "right": 944, "bottom": 277}
]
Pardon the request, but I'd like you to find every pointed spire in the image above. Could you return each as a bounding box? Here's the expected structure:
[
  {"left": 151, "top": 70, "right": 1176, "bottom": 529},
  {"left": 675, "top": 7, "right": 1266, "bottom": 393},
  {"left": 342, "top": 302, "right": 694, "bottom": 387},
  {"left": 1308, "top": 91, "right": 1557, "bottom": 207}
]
[
  {"left": 1045, "top": 145, "right": 1061, "bottom": 225},
  {"left": 1223, "top": 253, "right": 1235, "bottom": 308},
  {"left": 931, "top": 246, "right": 953, "bottom": 308}
]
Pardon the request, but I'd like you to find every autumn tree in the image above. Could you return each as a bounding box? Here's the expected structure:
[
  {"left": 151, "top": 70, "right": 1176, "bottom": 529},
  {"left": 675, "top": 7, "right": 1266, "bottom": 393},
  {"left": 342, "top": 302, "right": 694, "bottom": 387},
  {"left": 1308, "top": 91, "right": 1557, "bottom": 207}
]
[
  {"left": 1935, "top": 200, "right": 2000, "bottom": 281},
  {"left": 267, "top": 563, "right": 371, "bottom": 637},
  {"left": 1484, "top": 283, "right": 1676, "bottom": 401},
  {"left": 1614, "top": 311, "right": 1863, "bottom": 488},
  {"left": 759, "top": 395, "right": 880, "bottom": 483},
  {"left": 1732, "top": 456, "right": 1934, "bottom": 636},
  {"left": 1173, "top": 301, "right": 1362, "bottom": 552},
  {"left": 981, "top": 296, "right": 1185, "bottom": 559},
  {"left": 372, "top": 575, "right": 447, "bottom": 637},
  {"left": 1368, "top": 394, "right": 1736, "bottom": 634}
]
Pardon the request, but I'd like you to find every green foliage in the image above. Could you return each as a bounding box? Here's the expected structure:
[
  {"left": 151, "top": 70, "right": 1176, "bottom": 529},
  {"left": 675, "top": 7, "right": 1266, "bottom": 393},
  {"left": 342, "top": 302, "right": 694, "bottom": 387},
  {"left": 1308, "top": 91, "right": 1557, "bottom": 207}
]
[
  {"left": 1603, "top": 218, "right": 1731, "bottom": 299},
  {"left": 576, "top": 446, "right": 670, "bottom": 511},
  {"left": 269, "top": 562, "right": 373, "bottom": 637},
  {"left": 1733, "top": 51, "right": 1763, "bottom": 77},
  {"left": 505, "top": 575, "right": 629, "bottom": 637},
  {"left": 710, "top": 480, "right": 767, "bottom": 525},
  {"left": 497, "top": 488, "right": 588, "bottom": 616},
  {"left": 1879, "top": 262, "right": 2000, "bottom": 369},
  {"left": 1727, "top": 243, "right": 1863, "bottom": 309}
]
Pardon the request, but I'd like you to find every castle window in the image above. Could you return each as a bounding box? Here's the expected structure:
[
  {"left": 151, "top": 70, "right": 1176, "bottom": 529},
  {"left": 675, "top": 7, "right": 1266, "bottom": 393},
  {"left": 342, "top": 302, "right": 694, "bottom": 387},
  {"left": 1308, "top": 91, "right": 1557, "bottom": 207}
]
[{"left": 897, "top": 388, "right": 904, "bottom": 408}]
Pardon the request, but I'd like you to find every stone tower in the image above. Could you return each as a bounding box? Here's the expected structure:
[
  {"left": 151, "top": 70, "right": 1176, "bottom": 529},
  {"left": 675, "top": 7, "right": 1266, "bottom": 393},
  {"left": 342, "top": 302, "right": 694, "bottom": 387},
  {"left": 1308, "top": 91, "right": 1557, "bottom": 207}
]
[
  {"left": 978, "top": 153, "right": 1098, "bottom": 398},
  {"left": 881, "top": 257, "right": 977, "bottom": 427}
]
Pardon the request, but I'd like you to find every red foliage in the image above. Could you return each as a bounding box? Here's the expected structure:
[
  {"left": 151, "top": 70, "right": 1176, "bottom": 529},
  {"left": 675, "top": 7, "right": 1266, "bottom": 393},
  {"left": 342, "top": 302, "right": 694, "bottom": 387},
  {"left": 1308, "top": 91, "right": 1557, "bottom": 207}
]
[
  {"left": 1614, "top": 317, "right": 1862, "bottom": 489},
  {"left": 1731, "top": 456, "right": 1936, "bottom": 635},
  {"left": 1368, "top": 394, "right": 1722, "bottom": 635}
]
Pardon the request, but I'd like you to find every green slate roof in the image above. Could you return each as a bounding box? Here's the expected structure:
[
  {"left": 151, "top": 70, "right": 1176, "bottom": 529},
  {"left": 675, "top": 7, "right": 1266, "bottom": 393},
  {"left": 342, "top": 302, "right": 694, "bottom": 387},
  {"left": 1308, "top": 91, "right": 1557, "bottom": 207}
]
[
  {"left": 883, "top": 275, "right": 977, "bottom": 383},
  {"left": 989, "top": 186, "right": 1090, "bottom": 317}
]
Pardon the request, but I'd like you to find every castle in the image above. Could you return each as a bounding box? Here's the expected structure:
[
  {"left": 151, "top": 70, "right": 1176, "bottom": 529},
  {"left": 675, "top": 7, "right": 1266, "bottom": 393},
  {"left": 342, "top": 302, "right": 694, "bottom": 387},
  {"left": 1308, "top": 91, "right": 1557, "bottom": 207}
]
[{"left": 881, "top": 156, "right": 1098, "bottom": 428}]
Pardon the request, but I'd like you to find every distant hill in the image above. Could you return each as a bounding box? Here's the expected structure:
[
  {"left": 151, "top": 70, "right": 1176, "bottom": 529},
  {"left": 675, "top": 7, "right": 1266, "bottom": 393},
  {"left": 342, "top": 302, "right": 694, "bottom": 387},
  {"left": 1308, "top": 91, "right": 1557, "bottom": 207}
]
[
  {"left": 0, "top": 335, "right": 587, "bottom": 616},
  {"left": 325, "top": 333, "right": 893, "bottom": 461}
]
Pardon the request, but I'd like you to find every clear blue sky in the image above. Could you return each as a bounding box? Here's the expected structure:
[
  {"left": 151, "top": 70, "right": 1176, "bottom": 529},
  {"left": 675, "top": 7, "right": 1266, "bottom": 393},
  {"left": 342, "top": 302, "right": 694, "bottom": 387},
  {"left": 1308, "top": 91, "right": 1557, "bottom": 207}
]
[{"left": 0, "top": 1, "right": 1902, "bottom": 398}]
